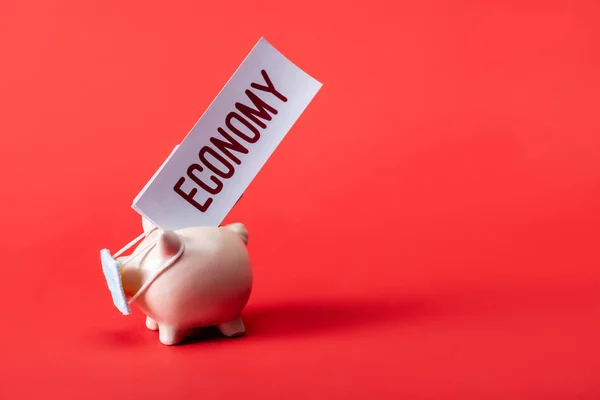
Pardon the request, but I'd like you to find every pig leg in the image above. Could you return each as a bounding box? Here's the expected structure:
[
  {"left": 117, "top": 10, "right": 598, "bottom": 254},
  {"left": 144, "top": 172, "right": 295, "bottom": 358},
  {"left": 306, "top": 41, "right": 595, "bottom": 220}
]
[
  {"left": 158, "top": 325, "right": 185, "bottom": 345},
  {"left": 145, "top": 316, "right": 158, "bottom": 331},
  {"left": 218, "top": 317, "right": 245, "bottom": 337}
]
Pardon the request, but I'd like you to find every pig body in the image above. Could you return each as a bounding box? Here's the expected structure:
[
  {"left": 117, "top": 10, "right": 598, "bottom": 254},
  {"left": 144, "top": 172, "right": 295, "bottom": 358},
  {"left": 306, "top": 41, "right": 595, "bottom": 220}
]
[{"left": 119, "top": 219, "right": 252, "bottom": 345}]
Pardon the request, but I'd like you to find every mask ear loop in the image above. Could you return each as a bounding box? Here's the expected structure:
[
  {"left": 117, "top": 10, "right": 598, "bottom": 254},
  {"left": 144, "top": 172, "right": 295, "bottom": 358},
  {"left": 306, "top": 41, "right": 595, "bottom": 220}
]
[
  {"left": 127, "top": 236, "right": 185, "bottom": 305},
  {"left": 114, "top": 227, "right": 158, "bottom": 259},
  {"left": 120, "top": 240, "right": 158, "bottom": 268}
]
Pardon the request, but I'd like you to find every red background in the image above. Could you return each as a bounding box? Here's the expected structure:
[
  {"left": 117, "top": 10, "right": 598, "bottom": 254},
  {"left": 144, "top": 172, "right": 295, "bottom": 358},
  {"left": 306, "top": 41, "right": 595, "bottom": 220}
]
[{"left": 1, "top": 0, "right": 599, "bottom": 398}]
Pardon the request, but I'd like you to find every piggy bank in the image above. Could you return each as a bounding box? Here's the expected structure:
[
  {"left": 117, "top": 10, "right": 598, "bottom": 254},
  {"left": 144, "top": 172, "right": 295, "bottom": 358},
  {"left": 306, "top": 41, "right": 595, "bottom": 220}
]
[{"left": 108, "top": 217, "right": 252, "bottom": 346}]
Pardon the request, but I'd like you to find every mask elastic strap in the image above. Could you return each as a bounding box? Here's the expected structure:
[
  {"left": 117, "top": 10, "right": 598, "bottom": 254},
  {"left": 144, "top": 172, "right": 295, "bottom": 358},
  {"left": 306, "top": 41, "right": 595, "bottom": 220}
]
[
  {"left": 120, "top": 240, "right": 157, "bottom": 268},
  {"left": 127, "top": 236, "right": 185, "bottom": 305},
  {"left": 113, "top": 227, "right": 158, "bottom": 259}
]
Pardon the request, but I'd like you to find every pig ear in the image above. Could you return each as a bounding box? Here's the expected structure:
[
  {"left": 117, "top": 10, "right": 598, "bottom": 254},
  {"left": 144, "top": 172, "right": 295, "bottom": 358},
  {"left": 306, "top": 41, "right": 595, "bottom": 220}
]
[
  {"left": 223, "top": 222, "right": 248, "bottom": 245},
  {"left": 142, "top": 217, "right": 156, "bottom": 233},
  {"left": 157, "top": 231, "right": 182, "bottom": 258}
]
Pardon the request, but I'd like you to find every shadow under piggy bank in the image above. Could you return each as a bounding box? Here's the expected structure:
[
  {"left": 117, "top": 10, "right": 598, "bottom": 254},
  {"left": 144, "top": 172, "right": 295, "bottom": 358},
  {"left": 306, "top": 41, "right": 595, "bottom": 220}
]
[
  {"left": 179, "top": 296, "right": 443, "bottom": 345},
  {"left": 93, "top": 296, "right": 448, "bottom": 347}
]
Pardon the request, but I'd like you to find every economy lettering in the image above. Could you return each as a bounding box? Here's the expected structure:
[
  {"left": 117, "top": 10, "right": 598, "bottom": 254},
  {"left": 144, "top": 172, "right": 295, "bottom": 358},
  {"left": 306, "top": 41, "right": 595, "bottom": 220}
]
[{"left": 173, "top": 70, "right": 287, "bottom": 212}]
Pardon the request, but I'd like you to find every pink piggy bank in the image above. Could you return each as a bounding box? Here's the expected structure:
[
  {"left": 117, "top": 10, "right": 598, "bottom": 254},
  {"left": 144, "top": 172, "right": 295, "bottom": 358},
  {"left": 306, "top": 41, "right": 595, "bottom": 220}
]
[{"left": 108, "top": 218, "right": 252, "bottom": 346}]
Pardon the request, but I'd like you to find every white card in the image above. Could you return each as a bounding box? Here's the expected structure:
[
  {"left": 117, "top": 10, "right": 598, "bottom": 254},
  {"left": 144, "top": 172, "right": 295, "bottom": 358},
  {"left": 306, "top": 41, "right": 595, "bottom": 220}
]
[{"left": 132, "top": 37, "right": 322, "bottom": 230}]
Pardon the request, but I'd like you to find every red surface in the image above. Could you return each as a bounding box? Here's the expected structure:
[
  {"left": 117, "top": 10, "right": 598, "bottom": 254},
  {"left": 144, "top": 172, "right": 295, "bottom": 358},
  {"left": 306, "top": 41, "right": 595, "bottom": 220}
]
[{"left": 1, "top": 0, "right": 599, "bottom": 398}]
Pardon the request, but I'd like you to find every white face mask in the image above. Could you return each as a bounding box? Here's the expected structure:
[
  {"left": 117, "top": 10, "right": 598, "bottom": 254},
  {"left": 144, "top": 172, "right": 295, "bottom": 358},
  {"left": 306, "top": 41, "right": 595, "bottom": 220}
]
[{"left": 100, "top": 228, "right": 185, "bottom": 315}]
